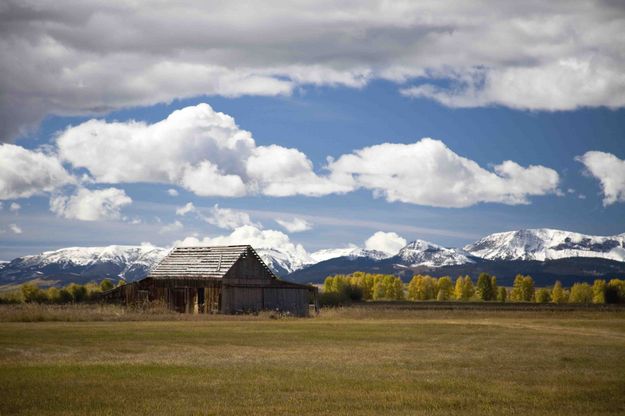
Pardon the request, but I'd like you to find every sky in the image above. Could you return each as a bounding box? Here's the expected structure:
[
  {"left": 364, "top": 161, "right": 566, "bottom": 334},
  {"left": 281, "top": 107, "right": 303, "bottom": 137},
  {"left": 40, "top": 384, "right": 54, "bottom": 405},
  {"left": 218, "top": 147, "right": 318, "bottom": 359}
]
[{"left": 1, "top": 1, "right": 625, "bottom": 260}]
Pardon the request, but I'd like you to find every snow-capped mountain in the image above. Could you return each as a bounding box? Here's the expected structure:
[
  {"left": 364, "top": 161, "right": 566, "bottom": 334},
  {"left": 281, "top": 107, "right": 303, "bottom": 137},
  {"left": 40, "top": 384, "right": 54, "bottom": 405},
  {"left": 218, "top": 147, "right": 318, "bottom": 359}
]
[
  {"left": 0, "top": 245, "right": 169, "bottom": 285},
  {"left": 397, "top": 240, "right": 473, "bottom": 267},
  {"left": 464, "top": 229, "right": 625, "bottom": 262},
  {"left": 255, "top": 247, "right": 313, "bottom": 276},
  {"left": 310, "top": 246, "right": 389, "bottom": 263}
]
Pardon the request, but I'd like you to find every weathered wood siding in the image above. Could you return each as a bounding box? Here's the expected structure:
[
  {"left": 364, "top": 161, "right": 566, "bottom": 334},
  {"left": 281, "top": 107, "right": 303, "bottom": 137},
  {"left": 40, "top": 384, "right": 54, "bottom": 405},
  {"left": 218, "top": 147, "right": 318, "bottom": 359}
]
[{"left": 262, "top": 287, "right": 309, "bottom": 316}]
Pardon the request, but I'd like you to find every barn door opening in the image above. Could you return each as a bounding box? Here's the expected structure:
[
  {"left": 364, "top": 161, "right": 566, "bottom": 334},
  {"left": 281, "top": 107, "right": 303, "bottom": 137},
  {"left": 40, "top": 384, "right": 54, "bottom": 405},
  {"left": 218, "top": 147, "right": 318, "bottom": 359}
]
[
  {"left": 172, "top": 289, "right": 186, "bottom": 313},
  {"left": 197, "top": 288, "right": 205, "bottom": 313}
]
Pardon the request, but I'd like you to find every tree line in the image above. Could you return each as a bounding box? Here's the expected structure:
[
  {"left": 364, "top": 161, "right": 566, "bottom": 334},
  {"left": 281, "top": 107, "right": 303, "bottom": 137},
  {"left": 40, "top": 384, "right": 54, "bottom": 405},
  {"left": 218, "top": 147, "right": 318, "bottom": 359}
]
[
  {"left": 321, "top": 272, "right": 625, "bottom": 306},
  {"left": 0, "top": 279, "right": 116, "bottom": 304}
]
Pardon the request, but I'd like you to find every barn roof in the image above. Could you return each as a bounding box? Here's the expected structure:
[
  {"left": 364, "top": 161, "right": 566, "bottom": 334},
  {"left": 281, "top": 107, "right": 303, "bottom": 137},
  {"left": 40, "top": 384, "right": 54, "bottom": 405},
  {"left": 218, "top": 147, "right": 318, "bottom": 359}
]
[{"left": 148, "top": 245, "right": 277, "bottom": 280}]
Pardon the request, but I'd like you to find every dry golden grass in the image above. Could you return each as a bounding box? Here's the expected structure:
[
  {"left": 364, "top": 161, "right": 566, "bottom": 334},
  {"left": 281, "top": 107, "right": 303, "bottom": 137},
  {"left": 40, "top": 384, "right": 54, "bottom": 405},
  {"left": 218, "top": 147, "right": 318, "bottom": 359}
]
[{"left": 0, "top": 305, "right": 624, "bottom": 415}]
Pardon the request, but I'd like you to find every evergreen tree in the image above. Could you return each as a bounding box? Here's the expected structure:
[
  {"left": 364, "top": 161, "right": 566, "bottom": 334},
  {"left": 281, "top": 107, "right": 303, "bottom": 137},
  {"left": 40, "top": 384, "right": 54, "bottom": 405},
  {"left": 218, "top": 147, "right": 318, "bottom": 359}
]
[{"left": 476, "top": 273, "right": 494, "bottom": 301}]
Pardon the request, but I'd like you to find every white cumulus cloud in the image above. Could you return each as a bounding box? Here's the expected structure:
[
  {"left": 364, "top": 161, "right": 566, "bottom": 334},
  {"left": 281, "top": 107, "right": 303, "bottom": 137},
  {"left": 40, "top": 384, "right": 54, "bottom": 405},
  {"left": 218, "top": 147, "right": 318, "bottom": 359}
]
[
  {"left": 0, "top": 144, "right": 74, "bottom": 200},
  {"left": 50, "top": 187, "right": 132, "bottom": 221},
  {"left": 577, "top": 151, "right": 625, "bottom": 206},
  {"left": 57, "top": 104, "right": 346, "bottom": 198},
  {"left": 328, "top": 138, "right": 560, "bottom": 208},
  {"left": 204, "top": 204, "right": 257, "bottom": 230},
  {"left": 275, "top": 217, "right": 313, "bottom": 233},
  {"left": 176, "top": 224, "right": 311, "bottom": 263},
  {"left": 9, "top": 202, "right": 20, "bottom": 213},
  {"left": 167, "top": 188, "right": 179, "bottom": 197},
  {"left": 364, "top": 231, "right": 407, "bottom": 255}
]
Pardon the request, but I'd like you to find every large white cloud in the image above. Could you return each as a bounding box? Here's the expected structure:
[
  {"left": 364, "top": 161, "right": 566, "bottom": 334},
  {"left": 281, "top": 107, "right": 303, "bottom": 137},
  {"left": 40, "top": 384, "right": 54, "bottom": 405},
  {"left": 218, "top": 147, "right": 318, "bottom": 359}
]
[
  {"left": 364, "top": 231, "right": 407, "bottom": 255},
  {"left": 176, "top": 225, "right": 312, "bottom": 265},
  {"left": 0, "top": 144, "right": 74, "bottom": 200},
  {"left": 328, "top": 138, "right": 560, "bottom": 208},
  {"left": 50, "top": 187, "right": 132, "bottom": 221},
  {"left": 577, "top": 151, "right": 625, "bottom": 206},
  {"left": 57, "top": 104, "right": 348, "bottom": 197},
  {"left": 3, "top": 1, "right": 625, "bottom": 140}
]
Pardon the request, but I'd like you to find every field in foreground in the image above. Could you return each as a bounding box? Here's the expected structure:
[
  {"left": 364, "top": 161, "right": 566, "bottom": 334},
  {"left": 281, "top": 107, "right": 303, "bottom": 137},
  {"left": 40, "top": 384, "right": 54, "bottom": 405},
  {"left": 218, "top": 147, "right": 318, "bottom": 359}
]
[{"left": 1, "top": 307, "right": 624, "bottom": 415}]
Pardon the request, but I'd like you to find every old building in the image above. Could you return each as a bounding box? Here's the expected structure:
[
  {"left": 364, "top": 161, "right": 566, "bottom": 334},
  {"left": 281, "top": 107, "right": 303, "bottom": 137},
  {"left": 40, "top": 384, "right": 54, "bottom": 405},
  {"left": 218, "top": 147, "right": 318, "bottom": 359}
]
[{"left": 102, "top": 245, "right": 318, "bottom": 316}]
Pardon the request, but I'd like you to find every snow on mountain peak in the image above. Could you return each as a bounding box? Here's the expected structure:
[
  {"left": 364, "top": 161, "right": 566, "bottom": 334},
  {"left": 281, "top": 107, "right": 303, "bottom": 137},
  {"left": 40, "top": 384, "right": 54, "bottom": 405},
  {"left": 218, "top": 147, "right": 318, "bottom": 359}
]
[
  {"left": 310, "top": 246, "right": 389, "bottom": 264},
  {"left": 397, "top": 239, "right": 472, "bottom": 267},
  {"left": 464, "top": 228, "right": 625, "bottom": 262}
]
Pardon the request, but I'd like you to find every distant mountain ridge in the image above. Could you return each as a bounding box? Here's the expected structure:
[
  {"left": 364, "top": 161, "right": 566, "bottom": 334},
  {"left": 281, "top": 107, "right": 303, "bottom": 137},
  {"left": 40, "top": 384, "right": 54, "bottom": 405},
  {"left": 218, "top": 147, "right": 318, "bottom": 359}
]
[
  {"left": 464, "top": 228, "right": 625, "bottom": 262},
  {"left": 2, "top": 228, "right": 625, "bottom": 288}
]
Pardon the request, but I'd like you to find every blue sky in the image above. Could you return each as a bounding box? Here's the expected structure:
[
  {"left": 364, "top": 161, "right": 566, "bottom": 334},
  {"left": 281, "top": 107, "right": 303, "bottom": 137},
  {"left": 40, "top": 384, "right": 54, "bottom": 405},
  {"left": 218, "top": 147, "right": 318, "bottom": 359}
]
[{"left": 1, "top": 2, "right": 625, "bottom": 260}]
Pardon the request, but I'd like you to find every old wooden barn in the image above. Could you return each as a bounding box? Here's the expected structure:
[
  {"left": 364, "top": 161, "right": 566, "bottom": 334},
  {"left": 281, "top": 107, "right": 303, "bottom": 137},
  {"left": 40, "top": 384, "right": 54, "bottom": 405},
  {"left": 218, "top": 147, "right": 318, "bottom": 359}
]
[{"left": 103, "top": 245, "right": 318, "bottom": 316}]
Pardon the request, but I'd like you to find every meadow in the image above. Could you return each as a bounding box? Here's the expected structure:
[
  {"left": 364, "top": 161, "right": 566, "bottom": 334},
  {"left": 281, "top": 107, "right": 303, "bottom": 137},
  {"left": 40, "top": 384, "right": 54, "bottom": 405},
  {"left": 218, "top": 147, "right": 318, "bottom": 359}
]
[{"left": 1, "top": 305, "right": 624, "bottom": 415}]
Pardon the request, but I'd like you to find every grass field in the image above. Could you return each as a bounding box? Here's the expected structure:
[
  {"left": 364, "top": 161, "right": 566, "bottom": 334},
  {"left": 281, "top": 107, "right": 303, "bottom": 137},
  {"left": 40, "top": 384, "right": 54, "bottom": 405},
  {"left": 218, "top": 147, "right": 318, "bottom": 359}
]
[{"left": 1, "top": 306, "right": 624, "bottom": 415}]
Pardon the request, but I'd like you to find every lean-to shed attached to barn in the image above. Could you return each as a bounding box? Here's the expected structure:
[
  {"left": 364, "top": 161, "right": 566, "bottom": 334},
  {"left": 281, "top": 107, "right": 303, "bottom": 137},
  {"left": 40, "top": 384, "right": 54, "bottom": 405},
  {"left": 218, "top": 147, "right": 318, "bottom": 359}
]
[{"left": 102, "top": 245, "right": 318, "bottom": 316}]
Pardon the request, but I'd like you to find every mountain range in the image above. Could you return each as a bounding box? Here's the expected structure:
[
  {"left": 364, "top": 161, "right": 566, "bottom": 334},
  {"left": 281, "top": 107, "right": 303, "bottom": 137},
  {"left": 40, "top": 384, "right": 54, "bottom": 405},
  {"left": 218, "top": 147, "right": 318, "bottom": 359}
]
[{"left": 2, "top": 228, "right": 625, "bottom": 288}]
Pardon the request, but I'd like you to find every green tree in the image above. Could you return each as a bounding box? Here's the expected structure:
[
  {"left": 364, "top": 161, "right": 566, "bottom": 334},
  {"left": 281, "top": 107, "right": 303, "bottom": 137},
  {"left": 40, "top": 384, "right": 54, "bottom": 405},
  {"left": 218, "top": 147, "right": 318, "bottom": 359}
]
[
  {"left": 58, "top": 288, "right": 74, "bottom": 303},
  {"left": 496, "top": 286, "right": 507, "bottom": 302},
  {"left": 551, "top": 281, "right": 566, "bottom": 304},
  {"left": 66, "top": 283, "right": 87, "bottom": 303},
  {"left": 462, "top": 276, "right": 475, "bottom": 300},
  {"left": 436, "top": 276, "right": 453, "bottom": 301},
  {"left": 606, "top": 279, "right": 625, "bottom": 303},
  {"left": 100, "top": 279, "right": 114, "bottom": 292},
  {"left": 569, "top": 283, "right": 593, "bottom": 304},
  {"left": 476, "top": 273, "right": 494, "bottom": 301},
  {"left": 491, "top": 276, "right": 498, "bottom": 300},
  {"left": 534, "top": 288, "right": 550, "bottom": 303},
  {"left": 21, "top": 283, "right": 46, "bottom": 303}
]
